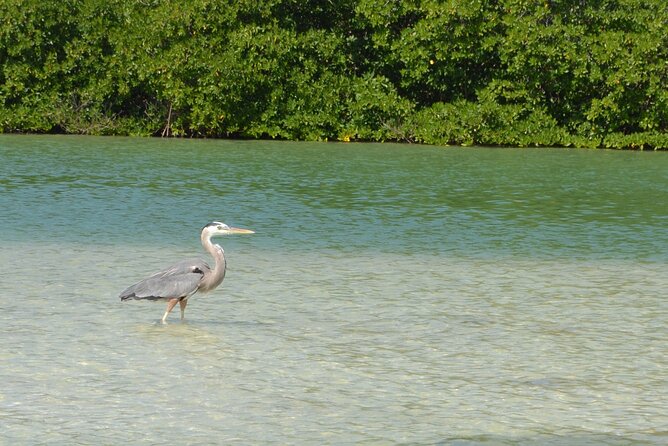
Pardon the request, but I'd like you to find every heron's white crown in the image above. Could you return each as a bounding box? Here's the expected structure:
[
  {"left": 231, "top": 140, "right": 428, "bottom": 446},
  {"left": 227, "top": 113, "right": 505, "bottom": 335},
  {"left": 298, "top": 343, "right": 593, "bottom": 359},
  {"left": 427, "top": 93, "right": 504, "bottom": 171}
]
[
  {"left": 202, "top": 221, "right": 254, "bottom": 236},
  {"left": 203, "top": 221, "right": 230, "bottom": 233}
]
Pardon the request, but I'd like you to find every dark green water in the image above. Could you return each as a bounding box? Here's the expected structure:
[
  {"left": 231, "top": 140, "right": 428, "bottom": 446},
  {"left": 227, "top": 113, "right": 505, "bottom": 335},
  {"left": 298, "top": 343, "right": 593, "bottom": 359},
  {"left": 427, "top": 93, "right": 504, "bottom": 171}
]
[
  {"left": 1, "top": 135, "right": 666, "bottom": 444},
  {"left": 2, "top": 136, "right": 665, "bottom": 260}
]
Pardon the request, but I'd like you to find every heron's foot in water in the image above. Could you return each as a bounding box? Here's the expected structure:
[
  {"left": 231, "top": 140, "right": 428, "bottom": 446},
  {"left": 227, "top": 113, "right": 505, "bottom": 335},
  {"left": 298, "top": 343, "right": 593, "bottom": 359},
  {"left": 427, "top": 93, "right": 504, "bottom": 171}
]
[
  {"left": 179, "top": 299, "right": 188, "bottom": 321},
  {"left": 160, "top": 298, "right": 179, "bottom": 324}
]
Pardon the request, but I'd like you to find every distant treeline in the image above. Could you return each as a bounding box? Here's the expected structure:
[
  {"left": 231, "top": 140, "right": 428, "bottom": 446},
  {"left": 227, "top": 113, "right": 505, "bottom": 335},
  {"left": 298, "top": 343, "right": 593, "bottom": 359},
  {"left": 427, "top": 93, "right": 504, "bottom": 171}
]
[{"left": 1, "top": 0, "right": 667, "bottom": 149}]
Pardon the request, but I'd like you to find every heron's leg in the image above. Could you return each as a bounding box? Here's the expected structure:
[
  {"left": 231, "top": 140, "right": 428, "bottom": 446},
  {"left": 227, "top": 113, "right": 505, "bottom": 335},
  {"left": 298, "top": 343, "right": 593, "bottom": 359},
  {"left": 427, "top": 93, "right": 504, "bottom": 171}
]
[
  {"left": 161, "top": 298, "right": 179, "bottom": 324},
  {"left": 179, "top": 299, "right": 188, "bottom": 320}
]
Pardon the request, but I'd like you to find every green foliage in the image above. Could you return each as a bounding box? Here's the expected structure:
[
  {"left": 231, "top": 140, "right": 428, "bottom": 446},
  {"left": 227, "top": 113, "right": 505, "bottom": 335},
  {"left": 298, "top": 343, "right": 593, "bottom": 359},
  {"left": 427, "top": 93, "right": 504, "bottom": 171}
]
[
  {"left": 409, "top": 99, "right": 568, "bottom": 148},
  {"left": 1, "top": 0, "right": 667, "bottom": 149}
]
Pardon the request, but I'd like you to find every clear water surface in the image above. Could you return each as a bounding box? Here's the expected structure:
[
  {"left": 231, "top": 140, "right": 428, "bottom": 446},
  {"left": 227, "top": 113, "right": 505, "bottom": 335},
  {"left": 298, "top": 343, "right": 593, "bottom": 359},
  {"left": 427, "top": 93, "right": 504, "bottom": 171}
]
[{"left": 1, "top": 135, "right": 666, "bottom": 445}]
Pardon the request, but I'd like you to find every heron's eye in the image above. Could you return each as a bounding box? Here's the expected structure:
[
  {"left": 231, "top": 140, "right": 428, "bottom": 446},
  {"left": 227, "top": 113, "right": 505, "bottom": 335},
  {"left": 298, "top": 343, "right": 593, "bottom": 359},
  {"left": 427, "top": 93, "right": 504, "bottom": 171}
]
[{"left": 217, "top": 225, "right": 224, "bottom": 230}]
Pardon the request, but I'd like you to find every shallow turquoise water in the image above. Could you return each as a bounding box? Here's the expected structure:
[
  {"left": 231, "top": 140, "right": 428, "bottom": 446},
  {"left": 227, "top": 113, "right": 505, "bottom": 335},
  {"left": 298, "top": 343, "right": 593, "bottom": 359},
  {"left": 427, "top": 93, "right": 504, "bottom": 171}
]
[{"left": 1, "top": 135, "right": 666, "bottom": 444}]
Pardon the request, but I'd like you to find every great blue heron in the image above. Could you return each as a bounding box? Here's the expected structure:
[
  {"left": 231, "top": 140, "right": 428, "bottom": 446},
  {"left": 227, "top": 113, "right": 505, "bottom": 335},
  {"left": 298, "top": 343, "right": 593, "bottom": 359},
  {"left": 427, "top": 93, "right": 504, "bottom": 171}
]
[{"left": 119, "top": 221, "right": 254, "bottom": 323}]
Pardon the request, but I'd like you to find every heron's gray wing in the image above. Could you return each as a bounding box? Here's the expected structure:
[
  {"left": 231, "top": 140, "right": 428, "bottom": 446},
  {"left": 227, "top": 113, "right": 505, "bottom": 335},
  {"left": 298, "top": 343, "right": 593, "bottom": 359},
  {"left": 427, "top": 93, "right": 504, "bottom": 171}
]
[{"left": 119, "top": 258, "right": 210, "bottom": 301}]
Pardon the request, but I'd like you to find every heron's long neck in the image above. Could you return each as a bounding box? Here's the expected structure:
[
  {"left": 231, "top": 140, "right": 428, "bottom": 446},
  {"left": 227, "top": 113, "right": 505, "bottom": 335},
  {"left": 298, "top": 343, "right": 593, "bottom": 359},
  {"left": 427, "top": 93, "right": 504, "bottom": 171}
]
[{"left": 200, "top": 233, "right": 226, "bottom": 292}]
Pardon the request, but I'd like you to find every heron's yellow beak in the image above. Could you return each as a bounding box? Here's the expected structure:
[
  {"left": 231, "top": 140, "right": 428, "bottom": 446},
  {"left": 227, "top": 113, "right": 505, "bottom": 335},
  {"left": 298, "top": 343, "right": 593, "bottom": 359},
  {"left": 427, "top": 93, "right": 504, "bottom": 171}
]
[{"left": 227, "top": 227, "right": 255, "bottom": 234}]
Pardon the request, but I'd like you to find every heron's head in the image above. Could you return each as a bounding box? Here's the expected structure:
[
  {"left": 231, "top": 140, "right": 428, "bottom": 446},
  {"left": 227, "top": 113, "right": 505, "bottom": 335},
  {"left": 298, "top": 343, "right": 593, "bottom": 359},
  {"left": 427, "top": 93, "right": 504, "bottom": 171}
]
[{"left": 202, "top": 221, "right": 255, "bottom": 237}]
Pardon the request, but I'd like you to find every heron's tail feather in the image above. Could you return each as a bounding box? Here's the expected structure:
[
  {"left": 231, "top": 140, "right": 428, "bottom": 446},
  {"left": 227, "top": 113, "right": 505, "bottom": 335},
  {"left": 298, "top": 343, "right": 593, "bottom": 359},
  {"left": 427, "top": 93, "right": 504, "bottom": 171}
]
[{"left": 119, "top": 292, "right": 165, "bottom": 301}]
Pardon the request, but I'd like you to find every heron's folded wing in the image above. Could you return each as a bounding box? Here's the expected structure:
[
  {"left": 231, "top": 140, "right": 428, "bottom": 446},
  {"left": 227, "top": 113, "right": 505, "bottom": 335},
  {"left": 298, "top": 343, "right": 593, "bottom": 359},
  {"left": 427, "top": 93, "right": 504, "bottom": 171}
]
[
  {"left": 119, "top": 259, "right": 209, "bottom": 300},
  {"left": 145, "top": 258, "right": 210, "bottom": 279}
]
